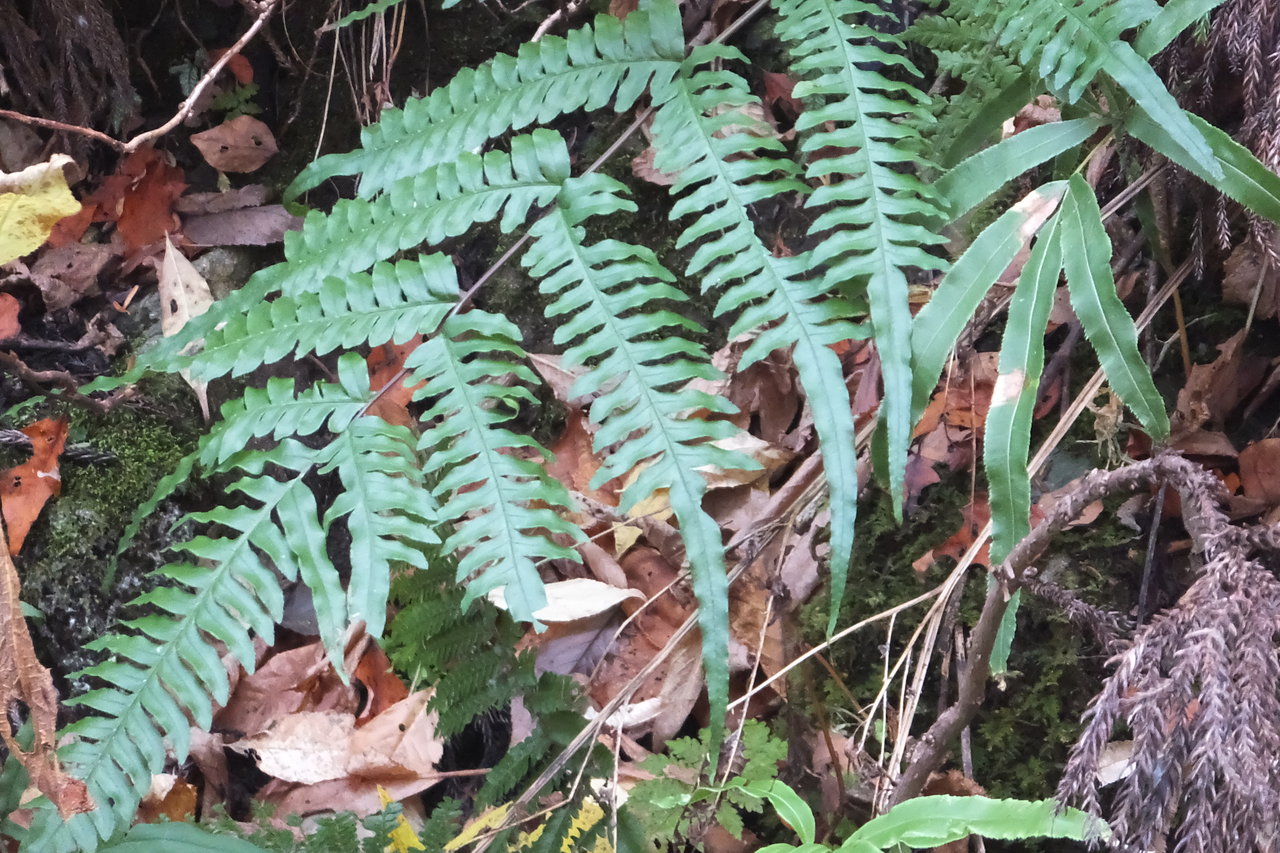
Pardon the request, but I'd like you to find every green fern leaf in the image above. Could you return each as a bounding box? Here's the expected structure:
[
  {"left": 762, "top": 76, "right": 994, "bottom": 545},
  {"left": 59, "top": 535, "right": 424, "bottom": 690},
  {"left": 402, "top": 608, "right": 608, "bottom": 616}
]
[
  {"left": 978, "top": 0, "right": 1220, "bottom": 178},
  {"left": 190, "top": 255, "right": 459, "bottom": 380},
  {"left": 911, "top": 183, "right": 1068, "bottom": 425},
  {"left": 289, "top": 4, "right": 685, "bottom": 199},
  {"left": 523, "top": 169, "right": 757, "bottom": 745},
  {"left": 984, "top": 202, "right": 1065, "bottom": 562},
  {"left": 1058, "top": 174, "right": 1168, "bottom": 440},
  {"left": 322, "top": 419, "right": 439, "bottom": 639},
  {"left": 406, "top": 311, "right": 582, "bottom": 621},
  {"left": 26, "top": 446, "right": 323, "bottom": 851},
  {"left": 773, "top": 0, "right": 948, "bottom": 625},
  {"left": 647, "top": 48, "right": 865, "bottom": 733}
]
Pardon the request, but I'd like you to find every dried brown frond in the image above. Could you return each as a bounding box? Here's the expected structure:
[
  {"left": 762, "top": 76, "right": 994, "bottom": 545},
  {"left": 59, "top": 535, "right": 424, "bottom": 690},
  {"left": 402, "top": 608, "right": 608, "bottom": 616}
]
[
  {"left": 0, "top": 0, "right": 135, "bottom": 145},
  {"left": 1057, "top": 456, "right": 1280, "bottom": 852}
]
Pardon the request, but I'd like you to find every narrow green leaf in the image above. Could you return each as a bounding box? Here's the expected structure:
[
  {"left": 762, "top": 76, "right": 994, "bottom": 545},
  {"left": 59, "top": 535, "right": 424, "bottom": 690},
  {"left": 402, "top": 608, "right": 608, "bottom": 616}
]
[
  {"left": 938, "top": 118, "right": 1102, "bottom": 222},
  {"left": 912, "top": 183, "right": 1067, "bottom": 425},
  {"left": 1101, "top": 40, "right": 1221, "bottom": 180},
  {"left": 984, "top": 200, "right": 1064, "bottom": 562},
  {"left": 277, "top": 485, "right": 348, "bottom": 677},
  {"left": 1129, "top": 108, "right": 1280, "bottom": 225},
  {"left": 1135, "top": 0, "right": 1227, "bottom": 59},
  {"left": 847, "top": 796, "right": 1103, "bottom": 848},
  {"left": 1060, "top": 175, "right": 1169, "bottom": 440},
  {"left": 990, "top": 587, "right": 1022, "bottom": 676}
]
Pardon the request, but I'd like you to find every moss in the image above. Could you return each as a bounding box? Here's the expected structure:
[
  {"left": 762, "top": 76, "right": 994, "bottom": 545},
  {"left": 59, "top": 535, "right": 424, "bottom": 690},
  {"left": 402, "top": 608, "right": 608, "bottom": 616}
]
[{"left": 5, "top": 374, "right": 202, "bottom": 689}]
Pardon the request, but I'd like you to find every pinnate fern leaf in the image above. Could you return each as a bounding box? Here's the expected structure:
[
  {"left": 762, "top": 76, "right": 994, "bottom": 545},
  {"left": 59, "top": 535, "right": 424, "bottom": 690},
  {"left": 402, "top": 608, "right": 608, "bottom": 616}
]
[
  {"left": 524, "top": 170, "right": 756, "bottom": 745},
  {"left": 26, "top": 446, "right": 322, "bottom": 851},
  {"left": 290, "top": 3, "right": 685, "bottom": 199},
  {"left": 406, "top": 311, "right": 583, "bottom": 622},
  {"left": 648, "top": 49, "right": 867, "bottom": 726},
  {"left": 977, "top": 0, "right": 1220, "bottom": 177}
]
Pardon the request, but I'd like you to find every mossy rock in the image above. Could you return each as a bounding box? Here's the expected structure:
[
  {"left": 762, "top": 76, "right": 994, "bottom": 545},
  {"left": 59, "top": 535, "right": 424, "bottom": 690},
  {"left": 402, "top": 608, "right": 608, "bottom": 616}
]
[{"left": 6, "top": 375, "right": 202, "bottom": 693}]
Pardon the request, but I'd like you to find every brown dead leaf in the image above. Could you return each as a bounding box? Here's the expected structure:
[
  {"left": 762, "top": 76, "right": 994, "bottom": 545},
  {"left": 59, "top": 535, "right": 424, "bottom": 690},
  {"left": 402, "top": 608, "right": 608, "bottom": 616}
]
[
  {"left": 913, "top": 495, "right": 992, "bottom": 574},
  {"left": 651, "top": 631, "right": 704, "bottom": 746},
  {"left": 546, "top": 409, "right": 618, "bottom": 507},
  {"left": 1172, "top": 330, "right": 1266, "bottom": 436},
  {"left": 631, "top": 147, "right": 677, "bottom": 187},
  {"left": 0, "top": 293, "right": 18, "bottom": 338},
  {"left": 175, "top": 185, "right": 270, "bottom": 214},
  {"left": 366, "top": 339, "right": 426, "bottom": 428},
  {"left": 354, "top": 642, "right": 409, "bottom": 725},
  {"left": 89, "top": 148, "right": 186, "bottom": 254},
  {"left": 29, "top": 243, "right": 112, "bottom": 310},
  {"left": 182, "top": 204, "right": 301, "bottom": 247},
  {"left": 1240, "top": 439, "right": 1280, "bottom": 505},
  {"left": 215, "top": 640, "right": 359, "bottom": 735},
  {"left": 231, "top": 711, "right": 353, "bottom": 784},
  {"left": 1223, "top": 237, "right": 1280, "bottom": 321},
  {"left": 191, "top": 116, "right": 278, "bottom": 173},
  {"left": 0, "top": 529, "right": 92, "bottom": 818},
  {"left": 0, "top": 417, "right": 69, "bottom": 553},
  {"left": 208, "top": 49, "right": 255, "bottom": 85}
]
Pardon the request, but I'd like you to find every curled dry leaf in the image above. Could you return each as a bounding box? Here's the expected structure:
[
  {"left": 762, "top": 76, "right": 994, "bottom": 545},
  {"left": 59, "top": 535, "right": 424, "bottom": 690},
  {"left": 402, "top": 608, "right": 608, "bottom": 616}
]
[
  {"left": 0, "top": 527, "right": 91, "bottom": 818},
  {"left": 159, "top": 235, "right": 214, "bottom": 419},
  {"left": 191, "top": 115, "right": 278, "bottom": 173}
]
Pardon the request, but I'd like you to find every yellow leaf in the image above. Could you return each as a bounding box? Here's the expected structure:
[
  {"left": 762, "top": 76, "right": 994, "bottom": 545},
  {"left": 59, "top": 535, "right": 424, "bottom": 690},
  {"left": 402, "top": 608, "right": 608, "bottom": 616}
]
[
  {"left": 377, "top": 785, "right": 425, "bottom": 853},
  {"left": 561, "top": 798, "right": 606, "bottom": 853},
  {"left": 445, "top": 803, "right": 509, "bottom": 852},
  {"left": 0, "top": 155, "right": 80, "bottom": 265}
]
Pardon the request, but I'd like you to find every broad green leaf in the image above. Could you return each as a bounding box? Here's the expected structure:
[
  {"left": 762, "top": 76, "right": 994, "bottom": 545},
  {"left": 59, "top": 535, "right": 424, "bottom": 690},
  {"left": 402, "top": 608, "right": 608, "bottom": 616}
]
[
  {"left": 1060, "top": 175, "right": 1169, "bottom": 440},
  {"left": 1101, "top": 41, "right": 1220, "bottom": 180},
  {"left": 984, "top": 200, "right": 1065, "bottom": 562},
  {"left": 753, "top": 780, "right": 816, "bottom": 845},
  {"left": 1135, "top": 0, "right": 1227, "bottom": 59},
  {"left": 938, "top": 118, "right": 1103, "bottom": 222},
  {"left": 847, "top": 796, "right": 1103, "bottom": 848},
  {"left": 912, "top": 182, "right": 1067, "bottom": 425},
  {"left": 100, "top": 822, "right": 270, "bottom": 853}
]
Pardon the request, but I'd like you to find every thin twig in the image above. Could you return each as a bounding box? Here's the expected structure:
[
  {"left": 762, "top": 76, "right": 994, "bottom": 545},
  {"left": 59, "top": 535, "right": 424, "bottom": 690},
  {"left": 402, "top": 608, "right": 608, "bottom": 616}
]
[{"left": 0, "top": 0, "right": 279, "bottom": 155}]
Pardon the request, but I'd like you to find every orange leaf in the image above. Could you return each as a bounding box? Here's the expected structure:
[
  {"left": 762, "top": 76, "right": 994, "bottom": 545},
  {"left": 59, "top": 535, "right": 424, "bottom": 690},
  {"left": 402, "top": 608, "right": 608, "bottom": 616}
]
[
  {"left": 0, "top": 417, "right": 70, "bottom": 553},
  {"left": 0, "top": 294, "right": 19, "bottom": 339},
  {"left": 366, "top": 339, "right": 426, "bottom": 428}
]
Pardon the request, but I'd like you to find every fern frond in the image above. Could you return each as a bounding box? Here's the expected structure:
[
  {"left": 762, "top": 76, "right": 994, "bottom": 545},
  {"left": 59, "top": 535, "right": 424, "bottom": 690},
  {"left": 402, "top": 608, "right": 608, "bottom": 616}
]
[
  {"left": 25, "top": 447, "right": 322, "bottom": 851},
  {"left": 322, "top": 418, "right": 440, "bottom": 639},
  {"left": 290, "top": 4, "right": 686, "bottom": 199},
  {"left": 645, "top": 47, "right": 866, "bottom": 723},
  {"left": 774, "top": 0, "right": 948, "bottom": 539},
  {"left": 406, "top": 311, "right": 582, "bottom": 622},
  {"left": 974, "top": 0, "right": 1219, "bottom": 176},
  {"left": 276, "top": 131, "right": 570, "bottom": 303},
  {"left": 190, "top": 255, "right": 459, "bottom": 380},
  {"left": 523, "top": 170, "right": 757, "bottom": 744}
]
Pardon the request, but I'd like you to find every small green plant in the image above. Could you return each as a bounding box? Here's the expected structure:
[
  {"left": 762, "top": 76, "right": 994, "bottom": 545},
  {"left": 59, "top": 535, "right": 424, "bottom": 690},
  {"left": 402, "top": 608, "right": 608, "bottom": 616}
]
[
  {"left": 753, "top": 791, "right": 1105, "bottom": 853},
  {"left": 627, "top": 720, "right": 788, "bottom": 846}
]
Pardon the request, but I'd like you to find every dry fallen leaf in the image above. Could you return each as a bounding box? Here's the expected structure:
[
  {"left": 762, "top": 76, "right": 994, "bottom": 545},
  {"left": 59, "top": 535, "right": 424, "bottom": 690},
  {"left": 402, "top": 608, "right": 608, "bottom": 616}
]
[
  {"left": 88, "top": 147, "right": 186, "bottom": 254},
  {"left": 0, "top": 417, "right": 69, "bottom": 554},
  {"left": 0, "top": 154, "right": 81, "bottom": 264},
  {"left": 191, "top": 115, "right": 278, "bottom": 173},
  {"left": 159, "top": 234, "right": 214, "bottom": 419},
  {"left": 0, "top": 293, "right": 19, "bottom": 338}
]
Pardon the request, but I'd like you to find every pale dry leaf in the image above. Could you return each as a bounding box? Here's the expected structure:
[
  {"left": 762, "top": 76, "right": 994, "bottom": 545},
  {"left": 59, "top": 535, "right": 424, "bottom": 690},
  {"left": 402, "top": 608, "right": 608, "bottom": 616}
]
[
  {"left": 159, "top": 234, "right": 214, "bottom": 419},
  {"left": 230, "top": 711, "right": 353, "bottom": 784},
  {"left": 488, "top": 577, "right": 642, "bottom": 623}
]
